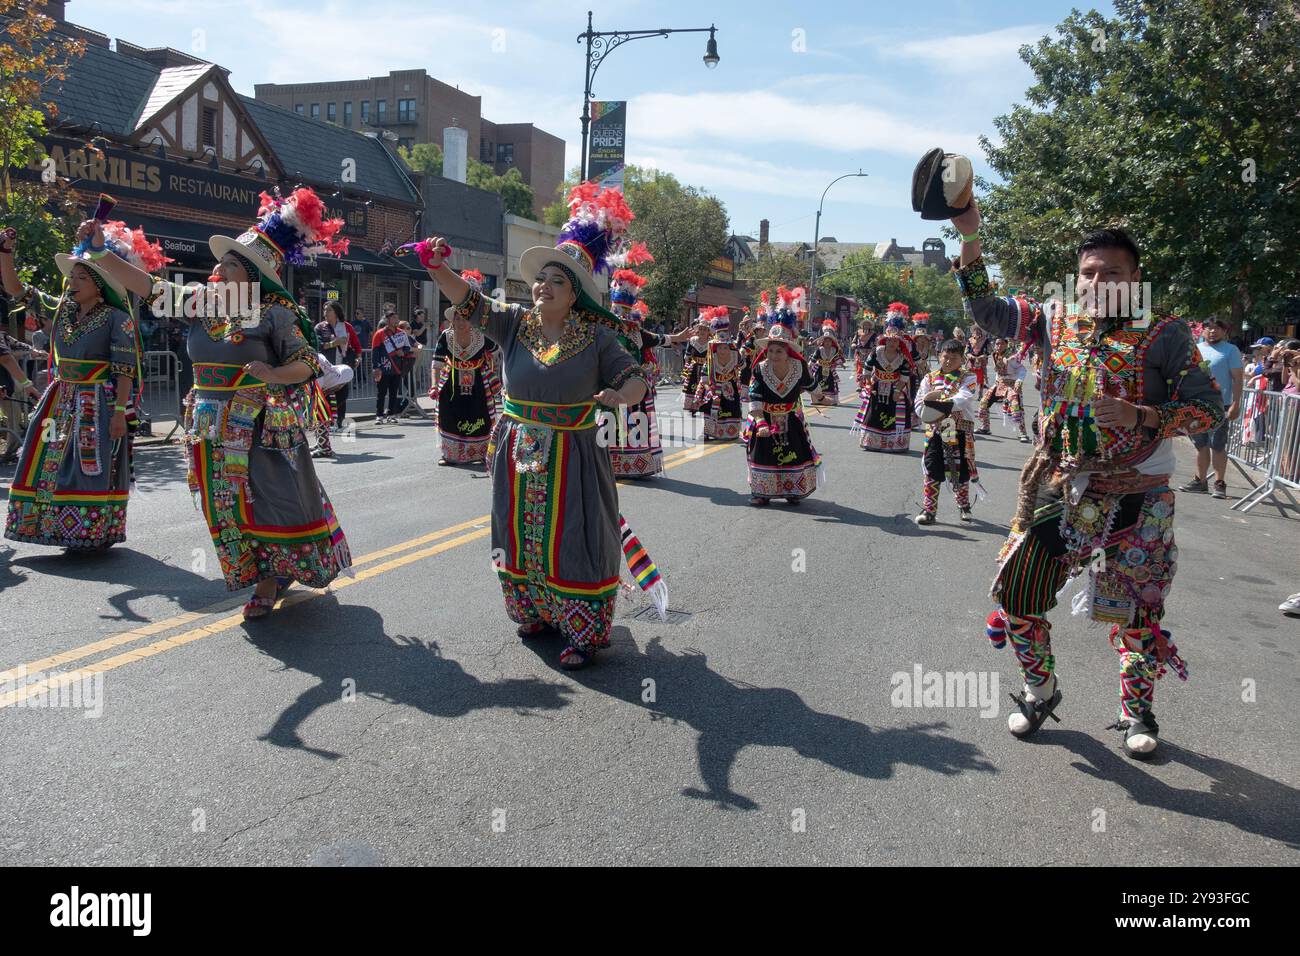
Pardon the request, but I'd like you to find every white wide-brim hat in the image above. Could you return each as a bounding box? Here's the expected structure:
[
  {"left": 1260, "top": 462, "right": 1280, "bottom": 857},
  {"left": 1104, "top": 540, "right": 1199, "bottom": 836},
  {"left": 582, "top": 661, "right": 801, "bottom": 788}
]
[
  {"left": 519, "top": 244, "right": 605, "bottom": 305},
  {"left": 209, "top": 229, "right": 285, "bottom": 290},
  {"left": 55, "top": 253, "right": 129, "bottom": 307}
]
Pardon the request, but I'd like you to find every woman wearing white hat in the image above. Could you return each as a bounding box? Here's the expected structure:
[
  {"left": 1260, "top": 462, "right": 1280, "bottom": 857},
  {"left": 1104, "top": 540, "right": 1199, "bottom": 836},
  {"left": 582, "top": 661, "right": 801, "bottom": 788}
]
[
  {"left": 412, "top": 182, "right": 658, "bottom": 669},
  {"left": 743, "top": 290, "right": 823, "bottom": 506},
  {"left": 0, "top": 220, "right": 152, "bottom": 550},
  {"left": 85, "top": 187, "right": 353, "bottom": 619}
]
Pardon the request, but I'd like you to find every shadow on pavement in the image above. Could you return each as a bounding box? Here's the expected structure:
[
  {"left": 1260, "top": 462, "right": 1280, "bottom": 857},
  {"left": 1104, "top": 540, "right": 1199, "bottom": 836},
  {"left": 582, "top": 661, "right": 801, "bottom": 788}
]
[
  {"left": 1046, "top": 730, "right": 1300, "bottom": 849},
  {"left": 246, "top": 597, "right": 574, "bottom": 761},
  {"left": 527, "top": 631, "right": 996, "bottom": 811},
  {"left": 4, "top": 545, "right": 228, "bottom": 619}
]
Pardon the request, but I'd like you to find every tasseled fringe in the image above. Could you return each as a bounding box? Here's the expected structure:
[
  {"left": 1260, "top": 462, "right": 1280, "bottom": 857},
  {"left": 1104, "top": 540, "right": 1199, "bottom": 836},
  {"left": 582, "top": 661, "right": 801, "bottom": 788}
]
[{"left": 970, "top": 478, "right": 988, "bottom": 503}]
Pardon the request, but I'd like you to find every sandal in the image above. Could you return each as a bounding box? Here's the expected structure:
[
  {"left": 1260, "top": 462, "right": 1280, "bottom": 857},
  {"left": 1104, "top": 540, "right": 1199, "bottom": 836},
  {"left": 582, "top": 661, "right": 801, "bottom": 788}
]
[
  {"left": 558, "top": 645, "right": 596, "bottom": 670},
  {"left": 914, "top": 512, "right": 936, "bottom": 526},
  {"left": 785, "top": 497, "right": 801, "bottom": 506},
  {"left": 959, "top": 508, "right": 973, "bottom": 522},
  {"left": 1107, "top": 713, "right": 1159, "bottom": 759},
  {"left": 749, "top": 497, "right": 769, "bottom": 507},
  {"left": 1007, "top": 685, "right": 1063, "bottom": 738},
  {"left": 436, "top": 458, "right": 451, "bottom": 466},
  {"left": 242, "top": 595, "right": 277, "bottom": 620}
]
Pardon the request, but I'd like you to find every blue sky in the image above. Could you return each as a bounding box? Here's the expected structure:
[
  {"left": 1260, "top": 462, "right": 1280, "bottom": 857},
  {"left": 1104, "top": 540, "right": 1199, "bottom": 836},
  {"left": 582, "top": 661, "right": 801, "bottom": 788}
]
[{"left": 69, "top": 0, "right": 1112, "bottom": 249}]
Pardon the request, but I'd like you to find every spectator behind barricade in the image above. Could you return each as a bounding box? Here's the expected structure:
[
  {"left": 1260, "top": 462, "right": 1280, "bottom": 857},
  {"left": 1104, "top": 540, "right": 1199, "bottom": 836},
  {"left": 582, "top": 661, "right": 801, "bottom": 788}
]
[
  {"left": 1179, "top": 316, "right": 1243, "bottom": 500},
  {"left": 371, "top": 308, "right": 414, "bottom": 424},
  {"left": 352, "top": 307, "right": 373, "bottom": 350}
]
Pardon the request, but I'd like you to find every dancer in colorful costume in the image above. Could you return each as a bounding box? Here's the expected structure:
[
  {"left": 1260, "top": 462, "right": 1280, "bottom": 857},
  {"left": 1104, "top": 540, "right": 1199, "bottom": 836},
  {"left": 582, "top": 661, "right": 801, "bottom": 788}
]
[
  {"left": 743, "top": 289, "right": 823, "bottom": 506},
  {"left": 605, "top": 244, "right": 690, "bottom": 477},
  {"left": 681, "top": 318, "right": 710, "bottom": 416},
  {"left": 925, "top": 164, "right": 1223, "bottom": 755},
  {"left": 964, "top": 322, "right": 992, "bottom": 397},
  {"left": 0, "top": 211, "right": 160, "bottom": 550},
  {"left": 415, "top": 181, "right": 667, "bottom": 669},
  {"left": 809, "top": 320, "right": 844, "bottom": 405},
  {"left": 852, "top": 326, "right": 914, "bottom": 452},
  {"left": 431, "top": 269, "right": 501, "bottom": 466},
  {"left": 695, "top": 306, "right": 743, "bottom": 440},
  {"left": 851, "top": 311, "right": 879, "bottom": 389},
  {"left": 976, "top": 337, "right": 1030, "bottom": 442},
  {"left": 90, "top": 188, "right": 353, "bottom": 617},
  {"left": 913, "top": 339, "right": 985, "bottom": 525}
]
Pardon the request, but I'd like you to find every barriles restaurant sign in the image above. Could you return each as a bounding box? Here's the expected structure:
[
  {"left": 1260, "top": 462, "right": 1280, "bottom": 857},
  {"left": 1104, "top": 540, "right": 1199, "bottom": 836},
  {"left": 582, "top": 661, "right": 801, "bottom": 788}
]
[{"left": 24, "top": 137, "right": 368, "bottom": 236}]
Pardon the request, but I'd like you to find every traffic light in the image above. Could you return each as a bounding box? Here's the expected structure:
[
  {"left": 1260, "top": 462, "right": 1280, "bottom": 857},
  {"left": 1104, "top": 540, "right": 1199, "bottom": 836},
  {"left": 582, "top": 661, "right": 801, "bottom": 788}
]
[{"left": 903, "top": 268, "right": 914, "bottom": 284}]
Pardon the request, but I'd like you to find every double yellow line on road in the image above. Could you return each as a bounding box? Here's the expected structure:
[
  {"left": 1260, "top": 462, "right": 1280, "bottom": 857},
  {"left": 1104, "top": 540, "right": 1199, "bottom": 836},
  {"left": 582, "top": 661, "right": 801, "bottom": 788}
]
[{"left": 0, "top": 442, "right": 732, "bottom": 708}]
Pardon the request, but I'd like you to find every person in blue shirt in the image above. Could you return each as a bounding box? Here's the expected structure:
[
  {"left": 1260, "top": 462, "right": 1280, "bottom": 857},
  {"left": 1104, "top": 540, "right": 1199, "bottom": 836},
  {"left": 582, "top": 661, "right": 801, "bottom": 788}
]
[{"left": 1179, "top": 316, "right": 1243, "bottom": 498}]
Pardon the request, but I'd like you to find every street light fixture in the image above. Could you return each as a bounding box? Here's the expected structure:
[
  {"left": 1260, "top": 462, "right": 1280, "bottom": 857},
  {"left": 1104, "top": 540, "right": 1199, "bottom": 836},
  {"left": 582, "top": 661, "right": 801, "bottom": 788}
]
[
  {"left": 809, "top": 170, "right": 868, "bottom": 332},
  {"left": 577, "top": 11, "right": 720, "bottom": 181}
]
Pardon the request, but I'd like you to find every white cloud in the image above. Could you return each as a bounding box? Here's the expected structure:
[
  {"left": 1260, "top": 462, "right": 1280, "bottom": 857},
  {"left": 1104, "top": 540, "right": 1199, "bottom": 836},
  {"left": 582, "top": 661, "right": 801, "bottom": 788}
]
[
  {"left": 627, "top": 90, "right": 981, "bottom": 158},
  {"left": 877, "top": 25, "right": 1049, "bottom": 71}
]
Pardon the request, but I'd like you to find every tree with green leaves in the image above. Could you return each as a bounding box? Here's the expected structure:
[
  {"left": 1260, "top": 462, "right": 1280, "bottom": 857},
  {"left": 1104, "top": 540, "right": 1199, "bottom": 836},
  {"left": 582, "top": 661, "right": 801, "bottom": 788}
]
[
  {"left": 737, "top": 245, "right": 820, "bottom": 303},
  {"left": 622, "top": 167, "right": 728, "bottom": 328},
  {"left": 1, "top": 1, "right": 85, "bottom": 317},
  {"left": 820, "top": 252, "right": 961, "bottom": 330},
  {"left": 399, "top": 142, "right": 536, "bottom": 217},
  {"left": 977, "top": 0, "right": 1300, "bottom": 330}
]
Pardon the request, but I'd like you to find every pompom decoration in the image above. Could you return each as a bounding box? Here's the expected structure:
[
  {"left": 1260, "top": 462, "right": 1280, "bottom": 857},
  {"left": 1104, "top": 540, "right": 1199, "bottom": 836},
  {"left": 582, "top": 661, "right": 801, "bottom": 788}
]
[
  {"left": 912, "top": 311, "right": 930, "bottom": 324},
  {"left": 557, "top": 181, "right": 635, "bottom": 281},
  {"left": 985, "top": 610, "right": 1008, "bottom": 649},
  {"left": 460, "top": 268, "right": 485, "bottom": 290},
  {"left": 254, "top": 187, "right": 349, "bottom": 265},
  {"left": 887, "top": 301, "right": 911, "bottom": 317},
  {"left": 402, "top": 238, "right": 450, "bottom": 270},
  {"left": 74, "top": 220, "right": 173, "bottom": 274}
]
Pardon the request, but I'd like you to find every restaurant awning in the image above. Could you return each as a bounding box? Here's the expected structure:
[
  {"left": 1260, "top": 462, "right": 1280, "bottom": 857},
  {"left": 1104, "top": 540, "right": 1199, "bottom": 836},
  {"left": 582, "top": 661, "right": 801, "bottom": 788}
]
[{"left": 131, "top": 215, "right": 237, "bottom": 270}]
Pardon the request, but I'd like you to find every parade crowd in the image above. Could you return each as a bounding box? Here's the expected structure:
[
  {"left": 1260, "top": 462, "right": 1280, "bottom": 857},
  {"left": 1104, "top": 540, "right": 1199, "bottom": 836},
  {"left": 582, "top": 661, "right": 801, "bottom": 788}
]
[{"left": 6, "top": 145, "right": 1299, "bottom": 761}]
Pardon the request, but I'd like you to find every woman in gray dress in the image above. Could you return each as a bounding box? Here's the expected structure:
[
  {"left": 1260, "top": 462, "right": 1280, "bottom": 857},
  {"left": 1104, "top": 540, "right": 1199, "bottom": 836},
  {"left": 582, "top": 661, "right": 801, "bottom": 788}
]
[
  {"left": 0, "top": 228, "right": 141, "bottom": 550},
  {"left": 89, "top": 189, "right": 353, "bottom": 618},
  {"left": 415, "top": 197, "right": 650, "bottom": 668}
]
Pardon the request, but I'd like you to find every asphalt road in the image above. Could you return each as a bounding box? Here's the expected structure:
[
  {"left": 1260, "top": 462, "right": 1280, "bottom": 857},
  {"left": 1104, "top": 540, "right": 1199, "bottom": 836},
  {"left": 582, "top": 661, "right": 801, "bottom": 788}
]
[{"left": 1, "top": 386, "right": 1297, "bottom": 866}]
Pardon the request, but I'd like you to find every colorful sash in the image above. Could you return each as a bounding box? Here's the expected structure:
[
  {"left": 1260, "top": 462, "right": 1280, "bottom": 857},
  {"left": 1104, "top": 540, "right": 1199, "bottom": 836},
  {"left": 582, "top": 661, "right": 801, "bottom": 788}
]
[
  {"left": 55, "top": 358, "right": 111, "bottom": 384},
  {"left": 193, "top": 363, "right": 266, "bottom": 392},
  {"left": 503, "top": 396, "right": 599, "bottom": 431}
]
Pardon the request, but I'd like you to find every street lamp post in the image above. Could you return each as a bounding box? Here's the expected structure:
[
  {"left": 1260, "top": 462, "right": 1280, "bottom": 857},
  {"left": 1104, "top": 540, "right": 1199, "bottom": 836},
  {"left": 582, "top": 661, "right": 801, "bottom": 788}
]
[
  {"left": 809, "top": 170, "right": 867, "bottom": 335},
  {"left": 578, "top": 11, "right": 719, "bottom": 182}
]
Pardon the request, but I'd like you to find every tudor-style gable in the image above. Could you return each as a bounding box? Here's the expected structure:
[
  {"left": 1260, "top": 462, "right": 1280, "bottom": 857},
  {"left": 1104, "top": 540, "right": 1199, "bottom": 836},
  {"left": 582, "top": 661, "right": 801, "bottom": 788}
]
[{"left": 130, "top": 64, "right": 282, "bottom": 179}]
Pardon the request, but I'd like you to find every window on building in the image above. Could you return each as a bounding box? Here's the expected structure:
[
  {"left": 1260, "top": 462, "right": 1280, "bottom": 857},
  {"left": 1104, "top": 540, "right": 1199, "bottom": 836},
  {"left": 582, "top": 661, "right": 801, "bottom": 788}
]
[
  {"left": 398, "top": 98, "right": 416, "bottom": 123},
  {"left": 310, "top": 103, "right": 320, "bottom": 119},
  {"left": 481, "top": 140, "right": 493, "bottom": 162},
  {"left": 343, "top": 101, "right": 352, "bottom": 126},
  {"left": 295, "top": 104, "right": 304, "bottom": 115},
  {"left": 327, "top": 102, "right": 337, "bottom": 123},
  {"left": 376, "top": 99, "right": 387, "bottom": 121},
  {"left": 398, "top": 137, "right": 414, "bottom": 151},
  {"left": 360, "top": 100, "right": 370, "bottom": 123},
  {"left": 202, "top": 107, "right": 216, "bottom": 147},
  {"left": 496, "top": 143, "right": 514, "bottom": 164}
]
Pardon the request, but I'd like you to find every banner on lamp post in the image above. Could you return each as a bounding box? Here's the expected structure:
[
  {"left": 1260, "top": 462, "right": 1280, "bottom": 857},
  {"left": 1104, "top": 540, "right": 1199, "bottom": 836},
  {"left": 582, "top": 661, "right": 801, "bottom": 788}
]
[{"left": 589, "top": 101, "right": 626, "bottom": 190}]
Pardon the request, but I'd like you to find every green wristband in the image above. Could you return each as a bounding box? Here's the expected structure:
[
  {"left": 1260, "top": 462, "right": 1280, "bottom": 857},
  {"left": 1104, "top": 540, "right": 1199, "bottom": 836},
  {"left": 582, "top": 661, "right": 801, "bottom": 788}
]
[
  {"left": 960, "top": 231, "right": 980, "bottom": 243},
  {"left": 113, "top": 404, "right": 127, "bottom": 413}
]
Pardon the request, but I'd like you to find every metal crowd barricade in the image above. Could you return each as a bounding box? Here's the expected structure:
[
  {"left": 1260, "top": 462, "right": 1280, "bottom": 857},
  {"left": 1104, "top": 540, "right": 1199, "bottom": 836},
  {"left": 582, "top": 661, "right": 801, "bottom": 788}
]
[
  {"left": 348, "top": 347, "right": 434, "bottom": 414},
  {"left": 138, "top": 350, "right": 182, "bottom": 440},
  {"left": 1228, "top": 386, "right": 1300, "bottom": 513},
  {"left": 655, "top": 346, "right": 683, "bottom": 386}
]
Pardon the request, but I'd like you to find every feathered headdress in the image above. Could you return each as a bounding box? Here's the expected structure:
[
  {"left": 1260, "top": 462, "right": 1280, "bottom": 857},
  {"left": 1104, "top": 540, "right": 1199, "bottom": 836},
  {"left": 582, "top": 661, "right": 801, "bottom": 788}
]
[
  {"left": 886, "top": 301, "right": 911, "bottom": 318},
  {"left": 771, "top": 285, "right": 805, "bottom": 330},
  {"left": 95, "top": 221, "right": 172, "bottom": 274},
  {"left": 251, "top": 187, "right": 349, "bottom": 267},
  {"left": 554, "top": 181, "right": 634, "bottom": 282},
  {"left": 460, "top": 268, "right": 485, "bottom": 291},
  {"left": 911, "top": 311, "right": 930, "bottom": 328},
  {"left": 821, "top": 319, "right": 837, "bottom": 336}
]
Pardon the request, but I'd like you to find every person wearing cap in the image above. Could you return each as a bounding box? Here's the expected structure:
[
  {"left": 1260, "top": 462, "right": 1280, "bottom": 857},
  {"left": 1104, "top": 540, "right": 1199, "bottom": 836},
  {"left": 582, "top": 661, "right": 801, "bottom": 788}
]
[
  {"left": 809, "top": 319, "right": 844, "bottom": 406},
  {"left": 0, "top": 223, "right": 144, "bottom": 550},
  {"left": 1179, "top": 316, "right": 1242, "bottom": 499},
  {"left": 430, "top": 270, "right": 500, "bottom": 466},
  {"left": 414, "top": 181, "right": 657, "bottom": 670},
  {"left": 680, "top": 318, "right": 711, "bottom": 417},
  {"left": 934, "top": 174, "right": 1223, "bottom": 756},
  {"left": 744, "top": 288, "right": 822, "bottom": 506},
  {"left": 975, "top": 337, "right": 1031, "bottom": 442},
  {"left": 83, "top": 188, "right": 354, "bottom": 619}
]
